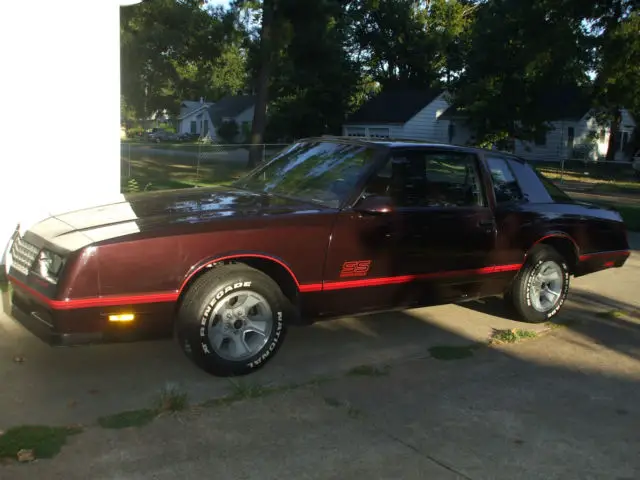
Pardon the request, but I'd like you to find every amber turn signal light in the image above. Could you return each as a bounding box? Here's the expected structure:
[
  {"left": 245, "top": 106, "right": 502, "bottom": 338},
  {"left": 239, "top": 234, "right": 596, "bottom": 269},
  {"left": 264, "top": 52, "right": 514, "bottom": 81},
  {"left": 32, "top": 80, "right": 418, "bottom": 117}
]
[{"left": 108, "top": 313, "right": 135, "bottom": 322}]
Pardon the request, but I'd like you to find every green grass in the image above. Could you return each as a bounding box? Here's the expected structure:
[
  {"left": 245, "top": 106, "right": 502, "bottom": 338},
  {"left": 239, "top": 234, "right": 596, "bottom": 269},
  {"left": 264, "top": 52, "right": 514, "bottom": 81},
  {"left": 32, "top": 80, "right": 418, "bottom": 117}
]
[
  {"left": 596, "top": 310, "right": 628, "bottom": 319},
  {"left": 578, "top": 199, "right": 640, "bottom": 232},
  {"left": 97, "top": 384, "right": 188, "bottom": 429},
  {"left": 120, "top": 155, "right": 249, "bottom": 193},
  {"left": 154, "top": 383, "right": 189, "bottom": 413},
  {"left": 535, "top": 159, "right": 639, "bottom": 184},
  {"left": 490, "top": 328, "right": 539, "bottom": 344},
  {"left": 614, "top": 205, "right": 640, "bottom": 232},
  {"left": 97, "top": 409, "right": 157, "bottom": 429},
  {"left": 0, "top": 425, "right": 82, "bottom": 460},
  {"left": 590, "top": 182, "right": 640, "bottom": 195}
]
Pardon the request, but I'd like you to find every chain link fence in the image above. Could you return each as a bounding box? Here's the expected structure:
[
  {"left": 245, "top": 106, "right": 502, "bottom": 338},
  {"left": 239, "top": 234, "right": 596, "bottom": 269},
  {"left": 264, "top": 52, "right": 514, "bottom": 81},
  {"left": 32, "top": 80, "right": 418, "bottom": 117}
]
[
  {"left": 526, "top": 158, "right": 639, "bottom": 185},
  {"left": 120, "top": 142, "right": 289, "bottom": 192},
  {"left": 120, "top": 140, "right": 639, "bottom": 193}
]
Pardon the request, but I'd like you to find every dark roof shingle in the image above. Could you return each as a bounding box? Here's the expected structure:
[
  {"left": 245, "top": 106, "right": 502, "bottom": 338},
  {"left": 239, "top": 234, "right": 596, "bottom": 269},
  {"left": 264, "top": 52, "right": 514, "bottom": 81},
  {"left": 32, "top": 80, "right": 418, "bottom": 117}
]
[
  {"left": 345, "top": 89, "right": 444, "bottom": 124},
  {"left": 208, "top": 95, "right": 256, "bottom": 124}
]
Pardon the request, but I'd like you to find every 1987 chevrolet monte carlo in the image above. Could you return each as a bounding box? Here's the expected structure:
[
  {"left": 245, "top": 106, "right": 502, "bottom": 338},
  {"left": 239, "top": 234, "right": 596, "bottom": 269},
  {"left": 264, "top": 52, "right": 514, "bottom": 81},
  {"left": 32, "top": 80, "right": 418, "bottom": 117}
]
[{"left": 6, "top": 137, "right": 631, "bottom": 376}]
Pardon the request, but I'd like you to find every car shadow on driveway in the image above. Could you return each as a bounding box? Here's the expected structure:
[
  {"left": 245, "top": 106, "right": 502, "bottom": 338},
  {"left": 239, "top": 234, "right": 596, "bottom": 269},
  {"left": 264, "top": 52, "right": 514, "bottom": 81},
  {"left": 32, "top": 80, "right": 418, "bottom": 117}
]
[
  {"left": 1, "top": 296, "right": 640, "bottom": 480},
  {"left": 0, "top": 306, "right": 476, "bottom": 429},
  {"left": 460, "top": 288, "right": 640, "bottom": 363}
]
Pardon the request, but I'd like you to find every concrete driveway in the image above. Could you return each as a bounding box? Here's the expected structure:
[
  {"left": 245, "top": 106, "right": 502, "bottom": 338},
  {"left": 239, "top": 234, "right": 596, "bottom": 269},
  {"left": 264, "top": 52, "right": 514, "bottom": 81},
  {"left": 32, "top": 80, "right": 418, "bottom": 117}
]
[{"left": 1, "top": 235, "right": 639, "bottom": 479}]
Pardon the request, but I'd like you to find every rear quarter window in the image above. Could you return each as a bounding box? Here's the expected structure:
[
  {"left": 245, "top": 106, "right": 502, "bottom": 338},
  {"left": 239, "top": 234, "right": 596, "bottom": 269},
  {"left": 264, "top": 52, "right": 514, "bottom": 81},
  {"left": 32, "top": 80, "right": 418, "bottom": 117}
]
[{"left": 505, "top": 158, "right": 573, "bottom": 204}]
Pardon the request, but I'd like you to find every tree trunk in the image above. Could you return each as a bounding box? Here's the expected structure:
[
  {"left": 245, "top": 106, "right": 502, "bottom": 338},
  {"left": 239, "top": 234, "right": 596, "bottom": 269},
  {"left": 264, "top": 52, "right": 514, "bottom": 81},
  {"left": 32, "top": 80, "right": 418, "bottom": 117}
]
[
  {"left": 605, "top": 107, "right": 621, "bottom": 162},
  {"left": 247, "top": 0, "right": 275, "bottom": 169}
]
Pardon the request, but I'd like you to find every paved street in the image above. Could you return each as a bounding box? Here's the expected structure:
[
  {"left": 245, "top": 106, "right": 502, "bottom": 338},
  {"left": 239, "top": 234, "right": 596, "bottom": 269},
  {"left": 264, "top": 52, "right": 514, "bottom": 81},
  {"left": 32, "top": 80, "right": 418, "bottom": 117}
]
[{"left": 0, "top": 234, "right": 638, "bottom": 479}]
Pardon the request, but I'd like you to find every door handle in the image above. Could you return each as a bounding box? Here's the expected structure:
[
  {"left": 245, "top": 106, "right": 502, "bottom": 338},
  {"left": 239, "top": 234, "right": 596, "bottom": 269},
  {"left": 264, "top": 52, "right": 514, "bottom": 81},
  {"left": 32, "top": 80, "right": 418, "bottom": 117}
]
[{"left": 478, "top": 220, "right": 495, "bottom": 231}]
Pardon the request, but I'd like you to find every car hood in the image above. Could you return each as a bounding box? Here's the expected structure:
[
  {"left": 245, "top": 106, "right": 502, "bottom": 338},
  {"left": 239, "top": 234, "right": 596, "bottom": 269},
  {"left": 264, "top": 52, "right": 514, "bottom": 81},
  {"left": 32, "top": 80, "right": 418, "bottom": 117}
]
[{"left": 24, "top": 186, "right": 329, "bottom": 253}]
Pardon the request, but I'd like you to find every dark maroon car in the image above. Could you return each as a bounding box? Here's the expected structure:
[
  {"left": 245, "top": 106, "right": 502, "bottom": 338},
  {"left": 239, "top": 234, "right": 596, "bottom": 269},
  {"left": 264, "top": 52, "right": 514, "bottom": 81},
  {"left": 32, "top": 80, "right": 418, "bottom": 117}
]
[{"left": 6, "top": 137, "right": 631, "bottom": 376}]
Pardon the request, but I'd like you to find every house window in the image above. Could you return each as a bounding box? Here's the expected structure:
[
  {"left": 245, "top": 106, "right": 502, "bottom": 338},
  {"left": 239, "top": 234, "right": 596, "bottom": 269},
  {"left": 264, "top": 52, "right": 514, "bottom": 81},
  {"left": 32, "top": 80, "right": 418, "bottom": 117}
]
[
  {"left": 190, "top": 121, "right": 197, "bottom": 134},
  {"left": 534, "top": 129, "right": 546, "bottom": 146},
  {"left": 203, "top": 119, "right": 209, "bottom": 136},
  {"left": 448, "top": 123, "right": 456, "bottom": 143},
  {"left": 621, "top": 131, "right": 629, "bottom": 152},
  {"left": 368, "top": 127, "right": 390, "bottom": 139}
]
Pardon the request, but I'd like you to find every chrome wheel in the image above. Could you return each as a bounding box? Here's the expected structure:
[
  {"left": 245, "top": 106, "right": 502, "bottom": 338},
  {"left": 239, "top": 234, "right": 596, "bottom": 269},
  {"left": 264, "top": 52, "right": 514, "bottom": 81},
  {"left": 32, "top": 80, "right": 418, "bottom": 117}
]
[
  {"left": 207, "top": 291, "right": 273, "bottom": 361},
  {"left": 529, "top": 260, "right": 564, "bottom": 313}
]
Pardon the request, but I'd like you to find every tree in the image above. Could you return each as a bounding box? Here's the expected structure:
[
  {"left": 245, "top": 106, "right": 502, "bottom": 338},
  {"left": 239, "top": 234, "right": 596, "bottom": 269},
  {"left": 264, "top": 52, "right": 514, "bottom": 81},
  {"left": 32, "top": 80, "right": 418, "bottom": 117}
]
[
  {"left": 449, "top": 0, "right": 593, "bottom": 145},
  {"left": 247, "top": 0, "right": 276, "bottom": 167},
  {"left": 120, "top": 0, "right": 246, "bottom": 119},
  {"left": 591, "top": 5, "right": 639, "bottom": 160}
]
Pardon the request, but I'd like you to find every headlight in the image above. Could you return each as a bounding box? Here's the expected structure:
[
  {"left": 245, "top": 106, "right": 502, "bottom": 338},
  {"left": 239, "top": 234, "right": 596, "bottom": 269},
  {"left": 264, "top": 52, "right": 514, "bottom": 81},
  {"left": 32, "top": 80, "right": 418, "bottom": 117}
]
[{"left": 36, "top": 250, "right": 65, "bottom": 284}]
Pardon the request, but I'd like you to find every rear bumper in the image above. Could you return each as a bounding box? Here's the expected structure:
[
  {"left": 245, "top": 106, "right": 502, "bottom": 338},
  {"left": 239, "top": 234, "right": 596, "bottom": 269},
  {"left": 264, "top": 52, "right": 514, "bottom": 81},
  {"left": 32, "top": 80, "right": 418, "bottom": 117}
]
[{"left": 574, "top": 249, "right": 631, "bottom": 277}]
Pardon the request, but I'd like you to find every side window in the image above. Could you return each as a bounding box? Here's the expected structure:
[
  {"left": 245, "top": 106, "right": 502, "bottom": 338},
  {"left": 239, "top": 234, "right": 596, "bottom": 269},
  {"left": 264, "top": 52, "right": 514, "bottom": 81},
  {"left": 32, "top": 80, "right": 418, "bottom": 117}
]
[
  {"left": 364, "top": 150, "right": 483, "bottom": 208},
  {"left": 485, "top": 156, "right": 524, "bottom": 204}
]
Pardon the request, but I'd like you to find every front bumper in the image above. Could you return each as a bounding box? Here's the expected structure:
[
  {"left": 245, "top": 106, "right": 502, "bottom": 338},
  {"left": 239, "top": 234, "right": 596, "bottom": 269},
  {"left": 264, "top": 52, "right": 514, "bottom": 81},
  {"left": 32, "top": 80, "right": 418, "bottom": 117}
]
[
  {"left": 7, "top": 276, "right": 177, "bottom": 346},
  {"left": 9, "top": 300, "right": 103, "bottom": 346},
  {"left": 9, "top": 288, "right": 103, "bottom": 346}
]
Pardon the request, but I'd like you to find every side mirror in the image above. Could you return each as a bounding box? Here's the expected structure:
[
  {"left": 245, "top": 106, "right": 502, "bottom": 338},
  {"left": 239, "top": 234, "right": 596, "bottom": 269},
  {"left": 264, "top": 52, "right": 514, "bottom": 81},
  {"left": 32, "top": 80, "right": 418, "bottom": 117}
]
[{"left": 353, "top": 195, "right": 393, "bottom": 214}]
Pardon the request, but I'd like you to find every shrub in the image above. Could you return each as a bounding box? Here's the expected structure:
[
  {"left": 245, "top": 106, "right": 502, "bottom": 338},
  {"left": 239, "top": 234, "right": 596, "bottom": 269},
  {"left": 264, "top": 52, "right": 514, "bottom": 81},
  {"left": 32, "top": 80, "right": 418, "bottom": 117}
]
[{"left": 217, "top": 120, "right": 239, "bottom": 144}]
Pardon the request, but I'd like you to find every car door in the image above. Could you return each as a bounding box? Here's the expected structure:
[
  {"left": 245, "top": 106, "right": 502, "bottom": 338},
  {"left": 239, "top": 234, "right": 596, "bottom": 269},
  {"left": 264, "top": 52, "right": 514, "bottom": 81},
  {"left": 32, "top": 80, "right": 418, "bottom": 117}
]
[{"left": 318, "top": 147, "right": 498, "bottom": 317}]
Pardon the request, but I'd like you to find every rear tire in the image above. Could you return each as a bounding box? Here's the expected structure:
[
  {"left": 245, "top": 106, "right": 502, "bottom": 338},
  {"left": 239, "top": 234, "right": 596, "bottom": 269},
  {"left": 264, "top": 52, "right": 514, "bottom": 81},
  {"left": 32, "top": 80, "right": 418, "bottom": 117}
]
[
  {"left": 508, "top": 246, "right": 570, "bottom": 323},
  {"left": 175, "top": 263, "right": 291, "bottom": 377}
]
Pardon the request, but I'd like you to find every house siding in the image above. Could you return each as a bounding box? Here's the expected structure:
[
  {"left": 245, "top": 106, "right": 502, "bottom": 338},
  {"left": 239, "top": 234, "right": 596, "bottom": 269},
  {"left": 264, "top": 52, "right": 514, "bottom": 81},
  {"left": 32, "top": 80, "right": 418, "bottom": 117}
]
[
  {"left": 232, "top": 107, "right": 255, "bottom": 143},
  {"left": 514, "top": 120, "right": 583, "bottom": 162},
  {"left": 179, "top": 110, "right": 214, "bottom": 138},
  {"left": 402, "top": 92, "right": 452, "bottom": 142},
  {"left": 514, "top": 108, "right": 636, "bottom": 162}
]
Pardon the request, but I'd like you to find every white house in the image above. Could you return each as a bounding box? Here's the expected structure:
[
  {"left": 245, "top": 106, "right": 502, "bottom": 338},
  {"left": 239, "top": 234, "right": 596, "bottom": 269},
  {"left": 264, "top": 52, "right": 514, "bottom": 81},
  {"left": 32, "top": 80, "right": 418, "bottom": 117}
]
[
  {"left": 439, "top": 86, "right": 637, "bottom": 162},
  {"left": 178, "top": 95, "right": 256, "bottom": 142},
  {"left": 342, "top": 89, "right": 453, "bottom": 142},
  {"left": 344, "top": 86, "right": 636, "bottom": 163}
]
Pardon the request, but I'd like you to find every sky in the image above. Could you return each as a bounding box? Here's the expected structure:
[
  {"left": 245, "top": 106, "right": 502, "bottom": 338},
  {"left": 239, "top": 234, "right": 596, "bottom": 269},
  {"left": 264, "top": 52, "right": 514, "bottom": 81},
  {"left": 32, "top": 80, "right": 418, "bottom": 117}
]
[{"left": 206, "top": 0, "right": 231, "bottom": 7}]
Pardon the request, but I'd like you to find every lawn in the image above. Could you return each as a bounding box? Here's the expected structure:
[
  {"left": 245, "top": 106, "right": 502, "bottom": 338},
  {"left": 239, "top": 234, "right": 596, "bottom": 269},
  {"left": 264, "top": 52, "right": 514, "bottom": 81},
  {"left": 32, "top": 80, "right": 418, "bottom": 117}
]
[
  {"left": 533, "top": 159, "right": 640, "bottom": 194},
  {"left": 616, "top": 205, "right": 640, "bottom": 231},
  {"left": 597, "top": 203, "right": 640, "bottom": 232},
  {"left": 121, "top": 155, "right": 249, "bottom": 192}
]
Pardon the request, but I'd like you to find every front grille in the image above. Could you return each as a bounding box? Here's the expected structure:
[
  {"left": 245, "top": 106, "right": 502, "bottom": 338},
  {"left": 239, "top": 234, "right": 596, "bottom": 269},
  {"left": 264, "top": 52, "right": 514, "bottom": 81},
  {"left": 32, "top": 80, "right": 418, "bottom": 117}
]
[{"left": 10, "top": 235, "right": 40, "bottom": 276}]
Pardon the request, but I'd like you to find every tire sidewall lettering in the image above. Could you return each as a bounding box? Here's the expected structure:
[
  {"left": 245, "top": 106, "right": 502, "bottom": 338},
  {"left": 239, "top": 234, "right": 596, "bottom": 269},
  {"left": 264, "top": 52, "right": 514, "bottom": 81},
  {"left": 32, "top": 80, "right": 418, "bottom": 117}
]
[
  {"left": 200, "top": 281, "right": 252, "bottom": 327},
  {"left": 247, "top": 311, "right": 283, "bottom": 369},
  {"left": 197, "top": 279, "right": 284, "bottom": 368},
  {"left": 524, "top": 258, "right": 569, "bottom": 319}
]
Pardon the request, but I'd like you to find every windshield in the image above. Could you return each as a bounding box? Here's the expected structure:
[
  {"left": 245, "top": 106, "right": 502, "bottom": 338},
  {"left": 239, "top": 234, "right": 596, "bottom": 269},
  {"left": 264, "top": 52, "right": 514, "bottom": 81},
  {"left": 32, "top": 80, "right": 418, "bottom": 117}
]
[{"left": 233, "top": 141, "right": 379, "bottom": 208}]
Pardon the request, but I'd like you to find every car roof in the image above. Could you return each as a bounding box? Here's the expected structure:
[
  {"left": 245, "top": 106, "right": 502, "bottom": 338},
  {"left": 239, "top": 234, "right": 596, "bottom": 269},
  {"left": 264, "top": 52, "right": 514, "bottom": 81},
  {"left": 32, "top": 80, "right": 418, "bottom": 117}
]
[{"left": 299, "top": 136, "right": 527, "bottom": 164}]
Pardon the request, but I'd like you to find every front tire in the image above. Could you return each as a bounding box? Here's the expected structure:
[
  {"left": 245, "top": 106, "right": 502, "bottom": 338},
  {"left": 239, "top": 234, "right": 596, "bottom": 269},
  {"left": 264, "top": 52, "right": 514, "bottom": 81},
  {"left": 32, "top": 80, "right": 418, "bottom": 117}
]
[
  {"left": 508, "top": 246, "right": 570, "bottom": 323},
  {"left": 176, "top": 263, "right": 290, "bottom": 377}
]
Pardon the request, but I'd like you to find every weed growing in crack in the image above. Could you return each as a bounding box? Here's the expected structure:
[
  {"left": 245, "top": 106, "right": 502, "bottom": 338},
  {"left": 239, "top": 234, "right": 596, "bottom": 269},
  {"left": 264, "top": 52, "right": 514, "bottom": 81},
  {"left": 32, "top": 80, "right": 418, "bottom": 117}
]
[
  {"left": 156, "top": 382, "right": 189, "bottom": 413},
  {"left": 490, "top": 328, "right": 538, "bottom": 344}
]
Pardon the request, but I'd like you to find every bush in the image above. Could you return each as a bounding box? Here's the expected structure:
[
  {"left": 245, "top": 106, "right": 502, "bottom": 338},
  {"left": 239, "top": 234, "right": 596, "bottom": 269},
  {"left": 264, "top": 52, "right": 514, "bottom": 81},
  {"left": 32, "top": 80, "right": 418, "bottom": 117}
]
[
  {"left": 157, "top": 122, "right": 176, "bottom": 134},
  {"left": 127, "top": 126, "right": 145, "bottom": 138},
  {"left": 217, "top": 120, "right": 239, "bottom": 144}
]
